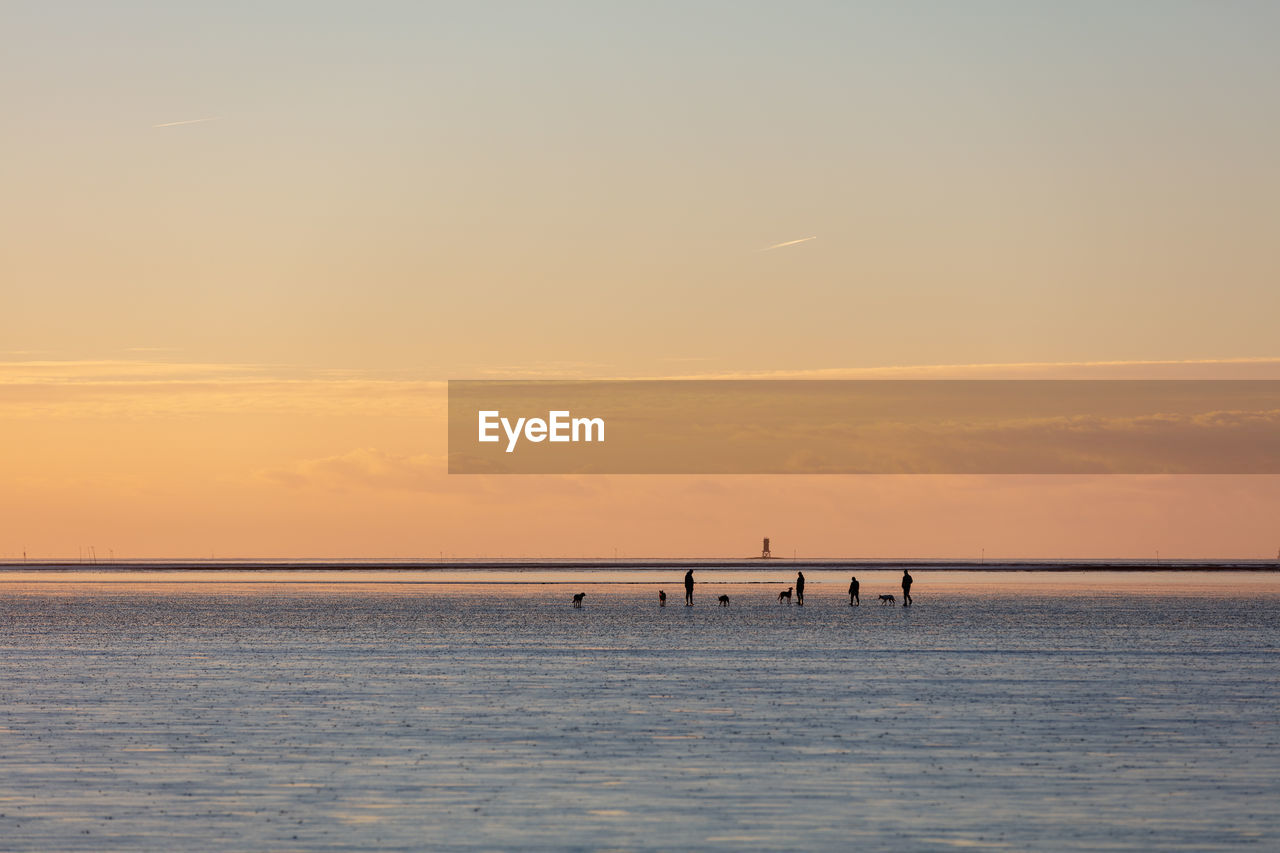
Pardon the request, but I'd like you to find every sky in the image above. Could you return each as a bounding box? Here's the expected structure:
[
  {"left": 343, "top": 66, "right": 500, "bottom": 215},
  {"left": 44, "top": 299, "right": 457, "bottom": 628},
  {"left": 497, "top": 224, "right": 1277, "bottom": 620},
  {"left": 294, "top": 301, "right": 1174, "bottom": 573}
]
[{"left": 2, "top": 2, "right": 1279, "bottom": 559}]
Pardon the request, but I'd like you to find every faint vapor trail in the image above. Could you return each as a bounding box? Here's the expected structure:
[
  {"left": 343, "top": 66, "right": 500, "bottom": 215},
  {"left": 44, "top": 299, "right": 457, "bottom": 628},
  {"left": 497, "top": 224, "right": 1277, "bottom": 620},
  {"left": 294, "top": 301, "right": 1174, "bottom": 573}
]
[
  {"left": 759, "top": 236, "right": 817, "bottom": 252},
  {"left": 152, "top": 117, "right": 219, "bottom": 128}
]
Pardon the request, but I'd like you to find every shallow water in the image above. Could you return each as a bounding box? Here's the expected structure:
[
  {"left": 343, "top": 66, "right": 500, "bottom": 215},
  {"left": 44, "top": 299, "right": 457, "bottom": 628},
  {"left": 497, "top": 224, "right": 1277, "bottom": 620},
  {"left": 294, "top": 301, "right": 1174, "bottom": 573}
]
[{"left": 1, "top": 572, "right": 1277, "bottom": 851}]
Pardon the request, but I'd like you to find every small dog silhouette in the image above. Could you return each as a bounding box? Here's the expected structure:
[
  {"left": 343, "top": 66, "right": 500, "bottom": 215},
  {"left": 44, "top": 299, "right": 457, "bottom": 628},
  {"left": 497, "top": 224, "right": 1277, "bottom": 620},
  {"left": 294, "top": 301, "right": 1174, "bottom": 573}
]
[
  {"left": 572, "top": 592, "right": 586, "bottom": 608},
  {"left": 778, "top": 587, "right": 793, "bottom": 603},
  {"left": 718, "top": 594, "right": 730, "bottom": 606},
  {"left": 658, "top": 590, "right": 666, "bottom": 606},
  {"left": 879, "top": 594, "right": 895, "bottom": 605}
]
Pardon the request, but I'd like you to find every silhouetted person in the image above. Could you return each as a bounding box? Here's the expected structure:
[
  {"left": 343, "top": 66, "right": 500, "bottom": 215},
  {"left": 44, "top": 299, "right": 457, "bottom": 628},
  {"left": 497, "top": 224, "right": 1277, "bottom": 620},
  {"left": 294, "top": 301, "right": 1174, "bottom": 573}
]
[
  {"left": 795, "top": 571, "right": 805, "bottom": 605},
  {"left": 684, "top": 570, "right": 694, "bottom": 606},
  {"left": 901, "top": 569, "right": 913, "bottom": 606},
  {"left": 659, "top": 590, "right": 667, "bottom": 607},
  {"left": 849, "top": 575, "right": 859, "bottom": 606}
]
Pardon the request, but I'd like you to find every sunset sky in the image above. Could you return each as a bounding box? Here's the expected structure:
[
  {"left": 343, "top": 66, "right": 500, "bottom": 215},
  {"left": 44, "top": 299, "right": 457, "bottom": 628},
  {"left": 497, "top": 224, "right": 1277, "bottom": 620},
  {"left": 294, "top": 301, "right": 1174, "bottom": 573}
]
[{"left": 3, "top": 2, "right": 1279, "bottom": 559}]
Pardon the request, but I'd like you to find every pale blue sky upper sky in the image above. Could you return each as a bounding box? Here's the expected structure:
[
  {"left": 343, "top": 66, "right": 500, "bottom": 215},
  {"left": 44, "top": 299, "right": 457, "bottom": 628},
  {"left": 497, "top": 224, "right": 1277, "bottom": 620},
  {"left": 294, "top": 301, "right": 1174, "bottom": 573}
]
[{"left": 4, "top": 1, "right": 1278, "bottom": 376}]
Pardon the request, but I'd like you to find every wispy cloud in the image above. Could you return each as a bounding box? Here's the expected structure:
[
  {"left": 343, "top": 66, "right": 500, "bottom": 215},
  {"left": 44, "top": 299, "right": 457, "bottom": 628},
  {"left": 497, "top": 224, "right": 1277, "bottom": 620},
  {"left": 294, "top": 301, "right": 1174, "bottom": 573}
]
[
  {"left": 470, "top": 361, "right": 611, "bottom": 378},
  {"left": 672, "top": 357, "right": 1280, "bottom": 381},
  {"left": 0, "top": 360, "right": 445, "bottom": 418},
  {"left": 257, "top": 448, "right": 601, "bottom": 498},
  {"left": 0, "top": 360, "right": 267, "bottom": 384},
  {"left": 152, "top": 117, "right": 219, "bottom": 128},
  {"left": 2, "top": 357, "right": 1277, "bottom": 421},
  {"left": 260, "top": 448, "right": 445, "bottom": 492},
  {"left": 759, "top": 236, "right": 817, "bottom": 252}
]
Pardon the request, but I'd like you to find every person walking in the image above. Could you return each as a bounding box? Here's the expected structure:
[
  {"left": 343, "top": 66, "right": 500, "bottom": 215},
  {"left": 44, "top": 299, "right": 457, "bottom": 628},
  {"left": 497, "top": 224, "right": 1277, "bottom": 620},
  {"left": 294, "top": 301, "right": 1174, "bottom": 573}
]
[
  {"left": 848, "top": 575, "right": 859, "bottom": 606},
  {"left": 901, "top": 569, "right": 913, "bottom": 607},
  {"left": 684, "top": 569, "right": 695, "bottom": 606},
  {"left": 795, "top": 571, "right": 805, "bottom": 606}
]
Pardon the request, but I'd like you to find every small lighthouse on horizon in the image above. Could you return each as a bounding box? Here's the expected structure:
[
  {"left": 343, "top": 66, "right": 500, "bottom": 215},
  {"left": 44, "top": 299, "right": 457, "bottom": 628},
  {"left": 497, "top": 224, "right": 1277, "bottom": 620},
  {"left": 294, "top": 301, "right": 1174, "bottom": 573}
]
[{"left": 762, "top": 538, "right": 771, "bottom": 559}]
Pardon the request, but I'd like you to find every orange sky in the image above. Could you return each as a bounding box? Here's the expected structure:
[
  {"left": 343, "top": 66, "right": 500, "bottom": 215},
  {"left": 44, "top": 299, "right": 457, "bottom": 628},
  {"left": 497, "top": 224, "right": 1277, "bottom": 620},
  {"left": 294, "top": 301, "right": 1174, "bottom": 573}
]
[
  {"left": 4, "top": 5, "right": 1279, "bottom": 559},
  {"left": 2, "top": 358, "right": 1278, "bottom": 560}
]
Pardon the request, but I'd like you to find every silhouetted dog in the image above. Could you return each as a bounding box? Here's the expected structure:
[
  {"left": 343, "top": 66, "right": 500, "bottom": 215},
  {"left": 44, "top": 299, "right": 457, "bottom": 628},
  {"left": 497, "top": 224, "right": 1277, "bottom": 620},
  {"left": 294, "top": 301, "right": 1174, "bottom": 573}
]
[
  {"left": 718, "top": 595, "right": 730, "bottom": 606},
  {"left": 778, "top": 587, "right": 793, "bottom": 603},
  {"left": 572, "top": 592, "right": 586, "bottom": 608},
  {"left": 879, "top": 594, "right": 895, "bottom": 605},
  {"left": 659, "top": 590, "right": 666, "bottom": 606}
]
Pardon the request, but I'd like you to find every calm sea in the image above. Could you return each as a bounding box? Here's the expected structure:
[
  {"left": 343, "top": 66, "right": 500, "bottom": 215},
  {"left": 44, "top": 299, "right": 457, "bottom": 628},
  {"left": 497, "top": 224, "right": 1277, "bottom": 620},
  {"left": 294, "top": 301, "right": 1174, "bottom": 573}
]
[{"left": 1, "top": 570, "right": 1277, "bottom": 850}]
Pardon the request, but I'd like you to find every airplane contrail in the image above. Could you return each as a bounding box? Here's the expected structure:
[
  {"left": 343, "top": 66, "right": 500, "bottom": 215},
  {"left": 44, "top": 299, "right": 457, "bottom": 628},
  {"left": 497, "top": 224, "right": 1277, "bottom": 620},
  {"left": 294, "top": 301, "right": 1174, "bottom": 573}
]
[
  {"left": 760, "top": 236, "right": 817, "bottom": 252},
  {"left": 152, "top": 117, "right": 219, "bottom": 128}
]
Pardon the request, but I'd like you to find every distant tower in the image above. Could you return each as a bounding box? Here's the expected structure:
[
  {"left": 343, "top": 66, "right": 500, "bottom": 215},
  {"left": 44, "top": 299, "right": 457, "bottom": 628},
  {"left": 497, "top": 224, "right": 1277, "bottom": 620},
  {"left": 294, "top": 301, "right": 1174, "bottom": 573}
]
[{"left": 762, "top": 538, "right": 771, "bottom": 559}]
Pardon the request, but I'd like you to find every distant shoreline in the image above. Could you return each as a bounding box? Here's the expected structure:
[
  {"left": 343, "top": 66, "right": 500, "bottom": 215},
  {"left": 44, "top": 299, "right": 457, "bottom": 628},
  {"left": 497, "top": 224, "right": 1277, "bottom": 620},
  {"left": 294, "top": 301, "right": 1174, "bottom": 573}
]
[{"left": 1, "top": 559, "right": 1277, "bottom": 572}]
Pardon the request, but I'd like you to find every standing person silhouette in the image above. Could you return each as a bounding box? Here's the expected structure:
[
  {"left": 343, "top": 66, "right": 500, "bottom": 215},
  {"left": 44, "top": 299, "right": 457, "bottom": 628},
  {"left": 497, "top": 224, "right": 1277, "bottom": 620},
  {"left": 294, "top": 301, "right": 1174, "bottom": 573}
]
[
  {"left": 795, "top": 571, "right": 805, "bottom": 606},
  {"left": 901, "top": 569, "right": 913, "bottom": 607},
  {"left": 849, "top": 575, "right": 859, "bottom": 606},
  {"left": 684, "top": 570, "right": 694, "bottom": 606}
]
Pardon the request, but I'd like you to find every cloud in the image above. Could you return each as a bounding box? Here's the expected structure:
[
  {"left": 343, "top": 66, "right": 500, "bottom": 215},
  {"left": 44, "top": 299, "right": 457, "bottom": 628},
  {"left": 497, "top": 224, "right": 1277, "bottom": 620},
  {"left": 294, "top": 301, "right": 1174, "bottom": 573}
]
[
  {"left": 759, "top": 236, "right": 817, "bottom": 252},
  {"left": 671, "top": 357, "right": 1280, "bottom": 380},
  {"left": 261, "top": 448, "right": 446, "bottom": 492},
  {"left": 152, "top": 117, "right": 219, "bottom": 128},
  {"left": 0, "top": 360, "right": 266, "bottom": 384},
  {"left": 258, "top": 448, "right": 606, "bottom": 500},
  {"left": 924, "top": 408, "right": 1280, "bottom": 474},
  {"left": 720, "top": 407, "right": 1280, "bottom": 474},
  {"left": 0, "top": 360, "right": 444, "bottom": 417},
  {"left": 470, "top": 360, "right": 612, "bottom": 378},
  {"left": 3, "top": 356, "right": 1278, "bottom": 421}
]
